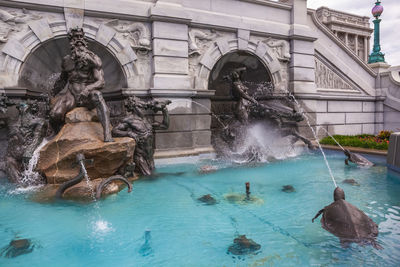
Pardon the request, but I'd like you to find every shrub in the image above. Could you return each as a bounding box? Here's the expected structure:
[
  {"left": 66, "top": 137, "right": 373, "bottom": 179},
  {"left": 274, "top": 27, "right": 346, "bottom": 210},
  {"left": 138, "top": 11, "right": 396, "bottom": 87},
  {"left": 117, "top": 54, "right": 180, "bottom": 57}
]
[
  {"left": 319, "top": 133, "right": 390, "bottom": 150},
  {"left": 377, "top": 130, "right": 393, "bottom": 141}
]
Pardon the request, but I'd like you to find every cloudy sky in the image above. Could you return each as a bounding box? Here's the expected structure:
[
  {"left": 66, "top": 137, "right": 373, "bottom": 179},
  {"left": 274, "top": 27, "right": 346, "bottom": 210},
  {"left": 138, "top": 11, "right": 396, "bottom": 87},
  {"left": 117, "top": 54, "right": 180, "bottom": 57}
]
[{"left": 307, "top": 0, "right": 400, "bottom": 66}]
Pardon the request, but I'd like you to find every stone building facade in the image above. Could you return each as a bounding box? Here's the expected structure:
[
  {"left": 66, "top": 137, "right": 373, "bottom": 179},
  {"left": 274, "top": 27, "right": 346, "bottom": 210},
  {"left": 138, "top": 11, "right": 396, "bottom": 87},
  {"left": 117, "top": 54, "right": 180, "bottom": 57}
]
[
  {"left": 0, "top": 0, "right": 399, "bottom": 157},
  {"left": 316, "top": 6, "right": 373, "bottom": 63}
]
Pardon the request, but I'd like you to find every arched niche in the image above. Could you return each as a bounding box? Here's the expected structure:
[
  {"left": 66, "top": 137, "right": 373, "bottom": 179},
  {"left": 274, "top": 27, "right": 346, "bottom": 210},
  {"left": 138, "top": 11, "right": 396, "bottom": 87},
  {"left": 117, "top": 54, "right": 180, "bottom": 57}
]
[
  {"left": 208, "top": 51, "right": 272, "bottom": 97},
  {"left": 208, "top": 51, "right": 273, "bottom": 129},
  {"left": 18, "top": 37, "right": 127, "bottom": 93}
]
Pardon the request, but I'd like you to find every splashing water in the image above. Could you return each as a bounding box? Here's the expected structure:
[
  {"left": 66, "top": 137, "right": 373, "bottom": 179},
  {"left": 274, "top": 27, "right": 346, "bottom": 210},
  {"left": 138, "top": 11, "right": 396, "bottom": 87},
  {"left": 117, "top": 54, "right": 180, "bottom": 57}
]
[
  {"left": 310, "top": 119, "right": 346, "bottom": 151},
  {"left": 80, "top": 159, "right": 113, "bottom": 235},
  {"left": 234, "top": 123, "right": 303, "bottom": 163},
  {"left": 92, "top": 220, "right": 114, "bottom": 235},
  {"left": 20, "top": 138, "right": 49, "bottom": 186},
  {"left": 82, "top": 160, "right": 97, "bottom": 202}
]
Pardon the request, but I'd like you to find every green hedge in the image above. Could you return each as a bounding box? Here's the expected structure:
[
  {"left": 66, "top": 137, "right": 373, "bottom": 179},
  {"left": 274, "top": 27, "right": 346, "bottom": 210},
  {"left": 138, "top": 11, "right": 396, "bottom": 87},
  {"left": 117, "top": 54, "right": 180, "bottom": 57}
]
[{"left": 319, "top": 134, "right": 389, "bottom": 150}]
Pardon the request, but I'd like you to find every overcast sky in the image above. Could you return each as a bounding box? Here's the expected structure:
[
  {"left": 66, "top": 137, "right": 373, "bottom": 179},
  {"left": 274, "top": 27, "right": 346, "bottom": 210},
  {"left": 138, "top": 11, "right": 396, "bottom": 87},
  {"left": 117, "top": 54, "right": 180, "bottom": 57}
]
[{"left": 307, "top": 0, "right": 400, "bottom": 66}]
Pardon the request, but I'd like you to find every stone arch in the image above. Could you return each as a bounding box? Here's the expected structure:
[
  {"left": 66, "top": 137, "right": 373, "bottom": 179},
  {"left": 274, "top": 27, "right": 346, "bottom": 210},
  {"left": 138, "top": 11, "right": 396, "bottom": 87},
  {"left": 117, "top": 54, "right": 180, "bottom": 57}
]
[
  {"left": 194, "top": 32, "right": 285, "bottom": 91},
  {"left": 1, "top": 17, "right": 138, "bottom": 88},
  {"left": 208, "top": 51, "right": 273, "bottom": 97},
  {"left": 19, "top": 36, "right": 128, "bottom": 93}
]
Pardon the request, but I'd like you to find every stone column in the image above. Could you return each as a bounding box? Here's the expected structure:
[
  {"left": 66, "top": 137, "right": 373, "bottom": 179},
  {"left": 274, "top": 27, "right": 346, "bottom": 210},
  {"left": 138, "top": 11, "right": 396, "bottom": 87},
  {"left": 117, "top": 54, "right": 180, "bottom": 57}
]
[
  {"left": 289, "top": 0, "right": 317, "bottom": 95},
  {"left": 369, "top": 62, "right": 390, "bottom": 133},
  {"left": 364, "top": 36, "right": 368, "bottom": 62},
  {"left": 344, "top": 32, "right": 348, "bottom": 46},
  {"left": 355, "top": 34, "right": 359, "bottom": 56},
  {"left": 149, "top": 1, "right": 213, "bottom": 154},
  {"left": 151, "top": 21, "right": 190, "bottom": 93}
]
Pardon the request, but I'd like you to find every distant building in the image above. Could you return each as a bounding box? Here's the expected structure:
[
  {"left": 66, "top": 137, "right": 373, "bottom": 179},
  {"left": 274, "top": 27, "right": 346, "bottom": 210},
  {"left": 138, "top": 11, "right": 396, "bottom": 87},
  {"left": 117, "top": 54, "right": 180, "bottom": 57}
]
[{"left": 316, "top": 7, "right": 373, "bottom": 63}]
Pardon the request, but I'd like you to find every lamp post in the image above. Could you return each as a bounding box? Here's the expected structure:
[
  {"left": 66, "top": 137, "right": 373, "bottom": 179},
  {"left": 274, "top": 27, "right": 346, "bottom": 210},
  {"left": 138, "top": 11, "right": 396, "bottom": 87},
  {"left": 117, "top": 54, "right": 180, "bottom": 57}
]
[{"left": 368, "top": 0, "right": 385, "bottom": 63}]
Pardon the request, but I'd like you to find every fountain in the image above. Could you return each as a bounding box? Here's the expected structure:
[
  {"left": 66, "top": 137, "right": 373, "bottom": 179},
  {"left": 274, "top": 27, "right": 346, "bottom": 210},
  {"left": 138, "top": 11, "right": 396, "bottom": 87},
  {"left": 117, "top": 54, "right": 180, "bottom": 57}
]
[
  {"left": 0, "top": 23, "right": 395, "bottom": 266},
  {"left": 212, "top": 67, "right": 314, "bottom": 163},
  {"left": 0, "top": 28, "right": 171, "bottom": 201}
]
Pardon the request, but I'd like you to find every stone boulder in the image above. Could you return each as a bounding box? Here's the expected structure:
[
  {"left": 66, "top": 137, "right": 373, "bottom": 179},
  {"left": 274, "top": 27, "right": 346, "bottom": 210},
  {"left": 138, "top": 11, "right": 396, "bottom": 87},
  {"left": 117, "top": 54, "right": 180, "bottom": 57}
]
[{"left": 37, "top": 107, "right": 135, "bottom": 184}]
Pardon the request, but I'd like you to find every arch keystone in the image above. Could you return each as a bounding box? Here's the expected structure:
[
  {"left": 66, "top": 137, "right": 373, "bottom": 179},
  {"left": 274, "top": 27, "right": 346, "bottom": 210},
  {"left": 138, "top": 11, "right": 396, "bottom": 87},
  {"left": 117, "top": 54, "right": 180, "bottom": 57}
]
[{"left": 237, "top": 29, "right": 250, "bottom": 50}]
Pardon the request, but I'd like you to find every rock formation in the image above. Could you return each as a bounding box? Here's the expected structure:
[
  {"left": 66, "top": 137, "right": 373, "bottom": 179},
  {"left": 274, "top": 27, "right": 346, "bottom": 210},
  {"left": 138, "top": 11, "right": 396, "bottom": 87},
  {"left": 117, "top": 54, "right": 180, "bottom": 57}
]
[{"left": 37, "top": 108, "right": 135, "bottom": 184}]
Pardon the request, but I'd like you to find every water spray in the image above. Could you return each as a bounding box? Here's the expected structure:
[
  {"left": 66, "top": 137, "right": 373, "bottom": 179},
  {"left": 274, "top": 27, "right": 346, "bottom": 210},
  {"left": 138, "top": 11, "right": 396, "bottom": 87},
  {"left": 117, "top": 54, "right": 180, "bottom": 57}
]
[
  {"left": 287, "top": 92, "right": 338, "bottom": 188},
  {"left": 171, "top": 99, "right": 227, "bottom": 129}
]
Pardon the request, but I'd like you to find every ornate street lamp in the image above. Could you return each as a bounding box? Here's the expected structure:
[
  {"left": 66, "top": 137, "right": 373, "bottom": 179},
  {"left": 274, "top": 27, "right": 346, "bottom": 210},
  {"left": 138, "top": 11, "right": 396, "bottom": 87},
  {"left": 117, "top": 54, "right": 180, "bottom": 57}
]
[{"left": 368, "top": 0, "right": 385, "bottom": 63}]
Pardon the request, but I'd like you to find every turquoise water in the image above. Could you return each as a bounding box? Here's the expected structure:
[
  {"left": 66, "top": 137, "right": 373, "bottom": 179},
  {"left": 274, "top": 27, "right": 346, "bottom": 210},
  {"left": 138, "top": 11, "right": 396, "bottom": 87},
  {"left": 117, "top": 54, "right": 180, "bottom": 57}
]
[{"left": 1, "top": 150, "right": 400, "bottom": 266}]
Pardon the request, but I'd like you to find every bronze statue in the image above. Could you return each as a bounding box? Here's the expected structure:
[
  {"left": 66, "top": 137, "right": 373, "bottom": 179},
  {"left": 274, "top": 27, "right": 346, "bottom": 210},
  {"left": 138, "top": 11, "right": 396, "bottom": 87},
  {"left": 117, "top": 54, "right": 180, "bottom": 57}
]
[
  {"left": 49, "top": 28, "right": 113, "bottom": 142},
  {"left": 312, "top": 187, "right": 381, "bottom": 249},
  {"left": 112, "top": 96, "right": 171, "bottom": 176},
  {"left": 5, "top": 100, "right": 47, "bottom": 183},
  {"left": 220, "top": 67, "right": 314, "bottom": 154},
  {"left": 0, "top": 93, "right": 10, "bottom": 114},
  {"left": 344, "top": 149, "right": 374, "bottom": 167},
  {"left": 227, "top": 235, "right": 261, "bottom": 255},
  {"left": 224, "top": 67, "right": 257, "bottom": 123},
  {"left": 0, "top": 93, "right": 12, "bottom": 129},
  {"left": 0, "top": 238, "right": 34, "bottom": 258}
]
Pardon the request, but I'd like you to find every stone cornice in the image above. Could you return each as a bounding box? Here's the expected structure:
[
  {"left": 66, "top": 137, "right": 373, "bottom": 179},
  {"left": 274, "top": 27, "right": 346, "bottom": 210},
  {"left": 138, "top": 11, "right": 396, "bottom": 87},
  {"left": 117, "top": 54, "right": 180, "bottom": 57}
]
[
  {"left": 239, "top": 0, "right": 292, "bottom": 10},
  {"left": 309, "top": 9, "right": 377, "bottom": 77},
  {"left": 295, "top": 93, "right": 379, "bottom": 101},
  {"left": 0, "top": 0, "right": 63, "bottom": 13},
  {"left": 316, "top": 6, "right": 370, "bottom": 24}
]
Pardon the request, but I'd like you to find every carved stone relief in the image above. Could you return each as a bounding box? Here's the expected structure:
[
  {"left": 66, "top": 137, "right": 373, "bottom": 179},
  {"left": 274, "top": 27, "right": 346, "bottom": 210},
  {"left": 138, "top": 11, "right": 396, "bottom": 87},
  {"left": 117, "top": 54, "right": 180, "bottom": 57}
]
[
  {"left": 188, "top": 28, "right": 228, "bottom": 87},
  {"left": 263, "top": 38, "right": 291, "bottom": 62},
  {"left": 0, "top": 8, "right": 42, "bottom": 43},
  {"left": 188, "top": 28, "right": 220, "bottom": 56},
  {"left": 105, "top": 19, "right": 151, "bottom": 54},
  {"left": 315, "top": 57, "right": 352, "bottom": 90}
]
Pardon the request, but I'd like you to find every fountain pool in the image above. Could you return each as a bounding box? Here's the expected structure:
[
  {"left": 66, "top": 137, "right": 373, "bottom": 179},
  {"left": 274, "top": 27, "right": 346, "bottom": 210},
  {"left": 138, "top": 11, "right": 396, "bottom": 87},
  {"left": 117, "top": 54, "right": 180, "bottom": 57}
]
[{"left": 0, "top": 150, "right": 399, "bottom": 266}]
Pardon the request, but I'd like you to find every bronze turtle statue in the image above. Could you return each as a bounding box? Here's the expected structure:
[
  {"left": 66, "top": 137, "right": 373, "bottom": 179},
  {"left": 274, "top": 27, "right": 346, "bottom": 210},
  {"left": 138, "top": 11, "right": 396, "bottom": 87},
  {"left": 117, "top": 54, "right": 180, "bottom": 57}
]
[
  {"left": 0, "top": 239, "right": 34, "bottom": 258},
  {"left": 198, "top": 194, "right": 217, "bottom": 205},
  {"left": 227, "top": 235, "right": 261, "bottom": 255},
  {"left": 312, "top": 187, "right": 381, "bottom": 249}
]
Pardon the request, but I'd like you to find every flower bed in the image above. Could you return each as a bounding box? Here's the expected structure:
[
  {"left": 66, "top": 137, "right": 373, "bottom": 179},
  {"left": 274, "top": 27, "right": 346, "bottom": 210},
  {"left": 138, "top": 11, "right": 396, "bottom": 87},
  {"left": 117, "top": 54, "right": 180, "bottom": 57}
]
[{"left": 319, "top": 131, "right": 392, "bottom": 150}]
